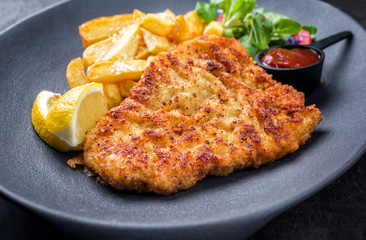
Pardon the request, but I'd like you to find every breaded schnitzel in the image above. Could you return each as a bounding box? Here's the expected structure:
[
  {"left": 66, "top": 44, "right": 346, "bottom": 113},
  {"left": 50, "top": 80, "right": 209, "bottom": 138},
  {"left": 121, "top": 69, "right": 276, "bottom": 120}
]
[{"left": 83, "top": 34, "right": 322, "bottom": 195}]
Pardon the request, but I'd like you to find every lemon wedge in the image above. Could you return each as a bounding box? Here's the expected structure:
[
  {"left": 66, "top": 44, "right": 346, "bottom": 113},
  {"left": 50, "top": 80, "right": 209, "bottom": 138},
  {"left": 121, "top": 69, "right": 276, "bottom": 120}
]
[
  {"left": 32, "top": 90, "right": 81, "bottom": 152},
  {"left": 46, "top": 82, "right": 107, "bottom": 147}
]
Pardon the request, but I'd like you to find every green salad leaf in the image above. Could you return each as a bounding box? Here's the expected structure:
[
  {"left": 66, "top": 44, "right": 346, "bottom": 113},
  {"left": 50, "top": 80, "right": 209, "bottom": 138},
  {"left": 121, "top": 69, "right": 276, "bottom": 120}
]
[
  {"left": 239, "top": 34, "right": 257, "bottom": 57},
  {"left": 262, "top": 11, "right": 289, "bottom": 25},
  {"left": 224, "top": 0, "right": 256, "bottom": 27},
  {"left": 195, "top": 2, "right": 218, "bottom": 23},
  {"left": 249, "top": 13, "right": 272, "bottom": 49},
  {"left": 195, "top": 0, "right": 317, "bottom": 57},
  {"left": 275, "top": 18, "right": 302, "bottom": 34}
]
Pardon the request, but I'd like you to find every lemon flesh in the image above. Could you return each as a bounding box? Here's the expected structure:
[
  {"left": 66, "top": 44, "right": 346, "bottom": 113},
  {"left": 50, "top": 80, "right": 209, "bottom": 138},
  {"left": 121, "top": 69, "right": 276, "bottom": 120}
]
[
  {"left": 46, "top": 83, "right": 107, "bottom": 147},
  {"left": 32, "top": 90, "right": 81, "bottom": 152}
]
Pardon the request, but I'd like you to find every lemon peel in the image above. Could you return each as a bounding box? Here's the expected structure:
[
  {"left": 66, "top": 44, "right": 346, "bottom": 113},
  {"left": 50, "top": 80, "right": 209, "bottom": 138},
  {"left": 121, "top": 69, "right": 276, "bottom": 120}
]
[
  {"left": 31, "top": 90, "right": 82, "bottom": 152},
  {"left": 46, "top": 82, "right": 107, "bottom": 147}
]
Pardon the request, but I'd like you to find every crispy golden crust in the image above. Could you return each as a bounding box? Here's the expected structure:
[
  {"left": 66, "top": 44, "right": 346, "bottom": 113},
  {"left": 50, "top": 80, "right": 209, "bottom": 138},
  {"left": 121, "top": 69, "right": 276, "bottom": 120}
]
[{"left": 83, "top": 34, "right": 322, "bottom": 195}]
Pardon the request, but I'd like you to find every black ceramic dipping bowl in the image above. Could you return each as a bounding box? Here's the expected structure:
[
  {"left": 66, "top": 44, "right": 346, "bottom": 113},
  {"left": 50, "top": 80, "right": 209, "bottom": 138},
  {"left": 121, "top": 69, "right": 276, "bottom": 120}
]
[{"left": 255, "top": 31, "right": 352, "bottom": 94}]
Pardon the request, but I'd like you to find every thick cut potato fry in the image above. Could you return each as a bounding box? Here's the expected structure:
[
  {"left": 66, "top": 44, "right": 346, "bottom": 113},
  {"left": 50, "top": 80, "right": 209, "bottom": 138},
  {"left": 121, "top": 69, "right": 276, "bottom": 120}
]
[
  {"left": 104, "top": 83, "right": 122, "bottom": 109},
  {"left": 87, "top": 59, "right": 146, "bottom": 83},
  {"left": 139, "top": 13, "right": 175, "bottom": 36},
  {"left": 135, "top": 45, "right": 151, "bottom": 59},
  {"left": 66, "top": 57, "right": 87, "bottom": 88},
  {"left": 169, "top": 15, "right": 196, "bottom": 43},
  {"left": 163, "top": 9, "right": 176, "bottom": 22},
  {"left": 79, "top": 14, "right": 135, "bottom": 48},
  {"left": 203, "top": 21, "right": 224, "bottom": 36},
  {"left": 145, "top": 56, "right": 155, "bottom": 68},
  {"left": 133, "top": 9, "right": 146, "bottom": 23},
  {"left": 184, "top": 10, "right": 205, "bottom": 34},
  {"left": 141, "top": 28, "right": 170, "bottom": 54},
  {"left": 102, "top": 24, "right": 141, "bottom": 61},
  {"left": 118, "top": 80, "right": 137, "bottom": 98},
  {"left": 82, "top": 37, "right": 114, "bottom": 68}
]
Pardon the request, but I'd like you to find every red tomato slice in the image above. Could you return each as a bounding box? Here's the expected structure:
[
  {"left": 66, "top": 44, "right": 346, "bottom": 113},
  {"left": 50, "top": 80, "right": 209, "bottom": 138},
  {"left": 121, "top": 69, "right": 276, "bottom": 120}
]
[
  {"left": 292, "top": 29, "right": 312, "bottom": 45},
  {"left": 216, "top": 13, "right": 224, "bottom": 22}
]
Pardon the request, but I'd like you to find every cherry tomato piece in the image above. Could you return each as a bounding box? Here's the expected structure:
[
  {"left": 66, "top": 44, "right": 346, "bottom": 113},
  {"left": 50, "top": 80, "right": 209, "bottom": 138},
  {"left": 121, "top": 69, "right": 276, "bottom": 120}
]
[{"left": 292, "top": 29, "right": 312, "bottom": 45}]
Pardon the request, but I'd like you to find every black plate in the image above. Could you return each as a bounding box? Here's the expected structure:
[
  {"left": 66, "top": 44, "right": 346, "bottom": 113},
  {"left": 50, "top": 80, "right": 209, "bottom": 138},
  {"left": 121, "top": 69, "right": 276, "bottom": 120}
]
[{"left": 0, "top": 0, "right": 365, "bottom": 239}]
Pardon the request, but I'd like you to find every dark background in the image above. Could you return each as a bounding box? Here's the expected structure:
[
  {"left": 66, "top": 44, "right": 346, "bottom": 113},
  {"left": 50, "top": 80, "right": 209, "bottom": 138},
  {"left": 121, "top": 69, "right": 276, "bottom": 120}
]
[{"left": 0, "top": 0, "right": 365, "bottom": 239}]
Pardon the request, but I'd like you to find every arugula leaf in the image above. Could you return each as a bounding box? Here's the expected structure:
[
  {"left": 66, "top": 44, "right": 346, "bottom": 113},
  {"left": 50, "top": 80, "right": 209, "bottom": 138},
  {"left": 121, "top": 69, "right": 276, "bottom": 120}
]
[
  {"left": 224, "top": 0, "right": 256, "bottom": 27},
  {"left": 250, "top": 13, "right": 272, "bottom": 50},
  {"left": 233, "top": 27, "right": 246, "bottom": 38},
  {"left": 239, "top": 34, "right": 257, "bottom": 57},
  {"left": 224, "top": 24, "right": 246, "bottom": 38},
  {"left": 217, "top": 0, "right": 231, "bottom": 19},
  {"left": 230, "top": 0, "right": 256, "bottom": 23},
  {"left": 269, "top": 34, "right": 289, "bottom": 47},
  {"left": 263, "top": 11, "right": 289, "bottom": 25},
  {"left": 275, "top": 18, "right": 302, "bottom": 34},
  {"left": 223, "top": 22, "right": 246, "bottom": 38},
  {"left": 195, "top": 2, "right": 218, "bottom": 24}
]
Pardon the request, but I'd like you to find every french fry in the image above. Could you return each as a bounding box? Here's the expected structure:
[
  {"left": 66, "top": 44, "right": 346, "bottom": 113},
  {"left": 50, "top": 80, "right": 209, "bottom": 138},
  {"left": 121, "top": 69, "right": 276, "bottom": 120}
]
[
  {"left": 203, "top": 21, "right": 224, "bottom": 36},
  {"left": 169, "top": 15, "right": 196, "bottom": 43},
  {"left": 102, "top": 24, "right": 141, "bottom": 61},
  {"left": 163, "top": 9, "right": 176, "bottom": 22},
  {"left": 73, "top": 8, "right": 220, "bottom": 113},
  {"left": 79, "top": 14, "right": 135, "bottom": 48},
  {"left": 135, "top": 45, "right": 151, "bottom": 59},
  {"left": 184, "top": 10, "right": 205, "bottom": 34},
  {"left": 141, "top": 28, "right": 170, "bottom": 54},
  {"left": 82, "top": 37, "right": 114, "bottom": 68},
  {"left": 66, "top": 57, "right": 87, "bottom": 88},
  {"left": 118, "top": 80, "right": 137, "bottom": 98},
  {"left": 139, "top": 13, "right": 175, "bottom": 36},
  {"left": 133, "top": 9, "right": 146, "bottom": 23},
  {"left": 145, "top": 56, "right": 155, "bottom": 68},
  {"left": 103, "top": 83, "right": 122, "bottom": 109},
  {"left": 87, "top": 59, "right": 146, "bottom": 83}
]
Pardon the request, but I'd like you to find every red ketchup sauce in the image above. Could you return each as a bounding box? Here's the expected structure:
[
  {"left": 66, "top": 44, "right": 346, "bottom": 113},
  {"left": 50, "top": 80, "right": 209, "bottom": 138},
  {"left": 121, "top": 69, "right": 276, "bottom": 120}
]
[{"left": 261, "top": 48, "right": 320, "bottom": 68}]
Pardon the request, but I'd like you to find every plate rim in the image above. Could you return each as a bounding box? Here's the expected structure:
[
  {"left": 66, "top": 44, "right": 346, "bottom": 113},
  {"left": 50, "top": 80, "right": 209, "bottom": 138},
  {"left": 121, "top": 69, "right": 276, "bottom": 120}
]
[{"left": 0, "top": 0, "right": 365, "bottom": 237}]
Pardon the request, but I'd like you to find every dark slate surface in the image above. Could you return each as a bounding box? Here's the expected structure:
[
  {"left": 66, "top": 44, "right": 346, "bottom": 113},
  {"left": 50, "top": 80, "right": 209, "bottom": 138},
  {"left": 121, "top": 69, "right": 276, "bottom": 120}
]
[{"left": 0, "top": 0, "right": 365, "bottom": 239}]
